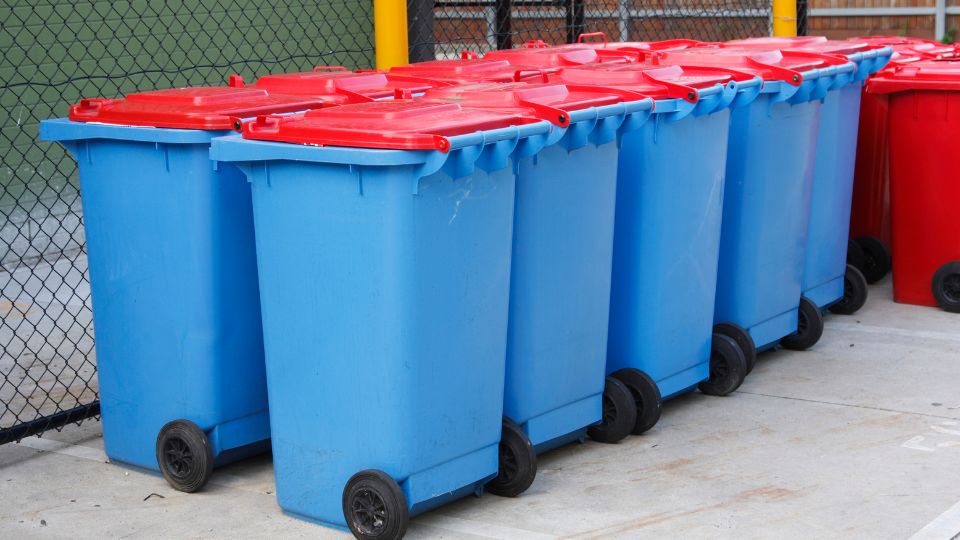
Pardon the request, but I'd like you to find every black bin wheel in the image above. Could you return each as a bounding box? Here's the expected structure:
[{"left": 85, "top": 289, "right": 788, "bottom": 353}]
[
  {"left": 698, "top": 333, "right": 748, "bottom": 396},
  {"left": 486, "top": 418, "right": 537, "bottom": 497},
  {"left": 343, "top": 470, "right": 409, "bottom": 540},
  {"left": 847, "top": 239, "right": 867, "bottom": 272},
  {"left": 610, "top": 368, "right": 662, "bottom": 435},
  {"left": 713, "top": 322, "right": 757, "bottom": 375},
  {"left": 932, "top": 261, "right": 960, "bottom": 313},
  {"left": 780, "top": 296, "right": 825, "bottom": 351},
  {"left": 854, "top": 236, "right": 891, "bottom": 284},
  {"left": 587, "top": 376, "right": 638, "bottom": 444},
  {"left": 829, "top": 264, "right": 868, "bottom": 315},
  {"left": 156, "top": 419, "right": 213, "bottom": 493}
]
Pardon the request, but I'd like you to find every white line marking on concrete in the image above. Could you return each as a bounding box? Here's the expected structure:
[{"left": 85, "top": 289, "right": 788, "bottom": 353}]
[
  {"left": 902, "top": 436, "right": 936, "bottom": 452},
  {"left": 414, "top": 513, "right": 560, "bottom": 540},
  {"left": 910, "top": 499, "right": 960, "bottom": 540},
  {"left": 15, "top": 436, "right": 106, "bottom": 462},
  {"left": 829, "top": 322, "right": 960, "bottom": 344}
]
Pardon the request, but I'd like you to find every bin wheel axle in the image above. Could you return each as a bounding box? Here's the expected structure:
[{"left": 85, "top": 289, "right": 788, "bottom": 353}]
[
  {"left": 713, "top": 322, "right": 757, "bottom": 374},
  {"left": 933, "top": 261, "right": 960, "bottom": 313},
  {"left": 588, "top": 376, "right": 638, "bottom": 443},
  {"left": 486, "top": 419, "right": 537, "bottom": 497},
  {"left": 699, "top": 333, "right": 747, "bottom": 396},
  {"left": 156, "top": 419, "right": 213, "bottom": 493},
  {"left": 343, "top": 470, "right": 408, "bottom": 540},
  {"left": 611, "top": 368, "right": 662, "bottom": 435},
  {"left": 780, "top": 296, "right": 825, "bottom": 351},
  {"left": 830, "top": 264, "right": 868, "bottom": 315},
  {"left": 852, "top": 236, "right": 891, "bottom": 284}
]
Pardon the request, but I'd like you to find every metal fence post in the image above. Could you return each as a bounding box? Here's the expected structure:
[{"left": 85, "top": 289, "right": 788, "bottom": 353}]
[
  {"left": 409, "top": 0, "right": 436, "bottom": 62},
  {"left": 495, "top": 0, "right": 513, "bottom": 50},
  {"left": 566, "top": 0, "right": 586, "bottom": 44}
]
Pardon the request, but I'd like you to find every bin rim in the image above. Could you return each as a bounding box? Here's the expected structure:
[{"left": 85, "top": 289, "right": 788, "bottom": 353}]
[
  {"left": 40, "top": 117, "right": 229, "bottom": 145},
  {"left": 209, "top": 121, "right": 554, "bottom": 166},
  {"left": 866, "top": 60, "right": 960, "bottom": 94}
]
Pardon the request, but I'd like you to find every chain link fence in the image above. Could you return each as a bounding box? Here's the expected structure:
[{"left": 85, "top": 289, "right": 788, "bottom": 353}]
[
  {"left": 409, "top": 0, "right": 779, "bottom": 61},
  {"left": 2, "top": 0, "right": 793, "bottom": 445},
  {"left": 0, "top": 0, "right": 374, "bottom": 445}
]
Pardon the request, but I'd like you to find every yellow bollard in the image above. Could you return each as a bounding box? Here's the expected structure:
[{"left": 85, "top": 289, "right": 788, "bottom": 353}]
[
  {"left": 772, "top": 0, "right": 798, "bottom": 37},
  {"left": 374, "top": 0, "right": 410, "bottom": 70}
]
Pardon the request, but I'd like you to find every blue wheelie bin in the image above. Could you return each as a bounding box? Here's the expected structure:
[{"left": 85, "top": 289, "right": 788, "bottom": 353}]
[
  {"left": 420, "top": 80, "right": 651, "bottom": 495},
  {"left": 651, "top": 47, "right": 855, "bottom": 357},
  {"left": 39, "top": 80, "right": 325, "bottom": 491},
  {"left": 547, "top": 61, "right": 763, "bottom": 434},
  {"left": 727, "top": 37, "right": 893, "bottom": 316},
  {"left": 209, "top": 100, "right": 551, "bottom": 538}
]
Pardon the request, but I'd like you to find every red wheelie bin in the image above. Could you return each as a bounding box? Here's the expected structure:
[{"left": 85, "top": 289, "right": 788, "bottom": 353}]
[{"left": 867, "top": 61, "right": 960, "bottom": 312}]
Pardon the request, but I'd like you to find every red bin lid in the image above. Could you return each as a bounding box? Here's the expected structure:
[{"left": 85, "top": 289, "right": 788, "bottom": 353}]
[
  {"left": 421, "top": 81, "right": 645, "bottom": 126},
  {"left": 253, "top": 66, "right": 435, "bottom": 104},
  {"left": 726, "top": 36, "right": 829, "bottom": 48},
  {"left": 867, "top": 60, "right": 960, "bottom": 93},
  {"left": 483, "top": 43, "right": 611, "bottom": 68},
  {"left": 387, "top": 53, "right": 546, "bottom": 84},
  {"left": 649, "top": 47, "right": 849, "bottom": 84},
  {"left": 241, "top": 99, "right": 543, "bottom": 151},
  {"left": 729, "top": 37, "right": 894, "bottom": 59},
  {"left": 547, "top": 34, "right": 706, "bottom": 60},
  {"left": 849, "top": 36, "right": 960, "bottom": 63},
  {"left": 68, "top": 77, "right": 326, "bottom": 130},
  {"left": 547, "top": 63, "right": 751, "bottom": 102}
]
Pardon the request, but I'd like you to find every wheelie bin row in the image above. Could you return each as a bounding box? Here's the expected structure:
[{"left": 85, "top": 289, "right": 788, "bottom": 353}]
[{"left": 41, "top": 35, "right": 895, "bottom": 540}]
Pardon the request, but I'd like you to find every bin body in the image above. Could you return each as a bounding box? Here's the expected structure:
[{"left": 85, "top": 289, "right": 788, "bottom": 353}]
[
  {"left": 211, "top": 102, "right": 549, "bottom": 528},
  {"left": 721, "top": 38, "right": 893, "bottom": 309},
  {"left": 849, "top": 90, "right": 892, "bottom": 244},
  {"left": 38, "top": 86, "right": 321, "bottom": 472},
  {"left": 608, "top": 105, "right": 732, "bottom": 397},
  {"left": 420, "top": 82, "right": 651, "bottom": 450},
  {"left": 39, "top": 122, "right": 270, "bottom": 470},
  {"left": 504, "top": 106, "right": 631, "bottom": 450},
  {"left": 653, "top": 47, "right": 850, "bottom": 349},
  {"left": 848, "top": 38, "right": 954, "bottom": 246},
  {"left": 550, "top": 63, "right": 763, "bottom": 399},
  {"left": 801, "top": 82, "right": 862, "bottom": 307},
  {"left": 799, "top": 45, "right": 891, "bottom": 308},
  {"left": 870, "top": 63, "right": 960, "bottom": 306},
  {"left": 714, "top": 93, "right": 821, "bottom": 349}
]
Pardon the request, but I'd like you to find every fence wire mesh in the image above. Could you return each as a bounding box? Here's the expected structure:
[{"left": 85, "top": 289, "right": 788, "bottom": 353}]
[
  {"left": 410, "top": 0, "right": 775, "bottom": 61},
  {"left": 2, "top": 0, "right": 784, "bottom": 444},
  {"left": 0, "top": 0, "right": 374, "bottom": 444}
]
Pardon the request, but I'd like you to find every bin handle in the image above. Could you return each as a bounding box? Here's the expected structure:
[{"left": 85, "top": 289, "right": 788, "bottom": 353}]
[
  {"left": 513, "top": 99, "right": 570, "bottom": 127},
  {"left": 228, "top": 74, "right": 245, "bottom": 88},
  {"left": 394, "top": 88, "right": 414, "bottom": 99},
  {"left": 69, "top": 98, "right": 115, "bottom": 119},
  {"left": 513, "top": 69, "right": 550, "bottom": 83},
  {"left": 523, "top": 39, "right": 550, "bottom": 49},
  {"left": 639, "top": 72, "right": 699, "bottom": 103},
  {"left": 246, "top": 115, "right": 284, "bottom": 135},
  {"left": 577, "top": 32, "right": 607, "bottom": 45},
  {"left": 461, "top": 51, "right": 480, "bottom": 60},
  {"left": 744, "top": 57, "right": 802, "bottom": 85},
  {"left": 312, "top": 65, "right": 348, "bottom": 72}
]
